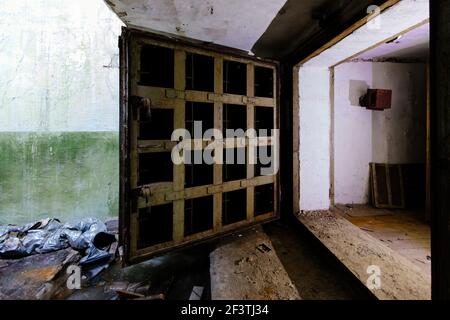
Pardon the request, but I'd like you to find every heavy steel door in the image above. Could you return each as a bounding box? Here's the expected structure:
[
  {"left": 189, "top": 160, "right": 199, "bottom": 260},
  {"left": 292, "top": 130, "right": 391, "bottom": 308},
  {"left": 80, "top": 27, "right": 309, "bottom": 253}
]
[{"left": 119, "top": 28, "right": 279, "bottom": 264}]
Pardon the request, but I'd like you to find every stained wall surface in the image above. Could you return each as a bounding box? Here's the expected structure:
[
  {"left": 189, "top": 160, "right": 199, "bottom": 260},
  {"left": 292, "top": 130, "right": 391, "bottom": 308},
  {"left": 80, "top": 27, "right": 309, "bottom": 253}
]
[{"left": 0, "top": 0, "right": 123, "bottom": 224}]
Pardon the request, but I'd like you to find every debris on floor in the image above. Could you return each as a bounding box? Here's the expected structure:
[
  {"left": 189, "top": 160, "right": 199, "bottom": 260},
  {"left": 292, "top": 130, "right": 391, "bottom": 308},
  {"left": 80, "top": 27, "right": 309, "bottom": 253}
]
[
  {"left": 113, "top": 281, "right": 166, "bottom": 300},
  {"left": 67, "top": 248, "right": 210, "bottom": 300},
  {"left": 0, "top": 217, "right": 119, "bottom": 300},
  {"left": 0, "top": 217, "right": 116, "bottom": 260},
  {"left": 189, "top": 286, "right": 204, "bottom": 300},
  {"left": 210, "top": 226, "right": 301, "bottom": 300},
  {"left": 0, "top": 248, "right": 81, "bottom": 299}
]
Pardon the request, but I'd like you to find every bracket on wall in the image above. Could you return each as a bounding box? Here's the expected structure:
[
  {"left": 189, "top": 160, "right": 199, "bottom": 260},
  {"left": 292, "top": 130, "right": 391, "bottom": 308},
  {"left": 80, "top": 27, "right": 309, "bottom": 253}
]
[{"left": 359, "top": 89, "right": 392, "bottom": 110}]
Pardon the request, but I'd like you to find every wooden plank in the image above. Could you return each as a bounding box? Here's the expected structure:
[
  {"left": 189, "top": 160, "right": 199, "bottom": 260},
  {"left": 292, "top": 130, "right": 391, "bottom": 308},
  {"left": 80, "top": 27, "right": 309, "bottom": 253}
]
[
  {"left": 137, "top": 175, "right": 275, "bottom": 208},
  {"left": 130, "top": 212, "right": 139, "bottom": 258},
  {"left": 398, "top": 165, "right": 406, "bottom": 208},
  {"left": 329, "top": 67, "right": 335, "bottom": 207},
  {"left": 128, "top": 36, "right": 141, "bottom": 260},
  {"left": 425, "top": 63, "right": 431, "bottom": 221},
  {"left": 172, "top": 50, "right": 186, "bottom": 243},
  {"left": 386, "top": 164, "right": 393, "bottom": 206},
  {"left": 370, "top": 163, "right": 405, "bottom": 209},
  {"left": 293, "top": 66, "right": 300, "bottom": 214},
  {"left": 135, "top": 34, "right": 277, "bottom": 68},
  {"left": 136, "top": 137, "right": 273, "bottom": 154},
  {"left": 119, "top": 30, "right": 131, "bottom": 263},
  {"left": 131, "top": 213, "right": 278, "bottom": 263},
  {"left": 247, "top": 63, "right": 255, "bottom": 221},
  {"left": 213, "top": 56, "right": 224, "bottom": 232},
  {"left": 332, "top": 19, "right": 429, "bottom": 68},
  {"left": 371, "top": 163, "right": 380, "bottom": 207}
]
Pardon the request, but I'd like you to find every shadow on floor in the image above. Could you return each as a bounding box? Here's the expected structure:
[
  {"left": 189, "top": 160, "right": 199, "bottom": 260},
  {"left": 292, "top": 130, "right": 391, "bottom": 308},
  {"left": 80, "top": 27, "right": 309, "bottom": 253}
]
[
  {"left": 67, "top": 244, "right": 212, "bottom": 300},
  {"left": 68, "top": 216, "right": 374, "bottom": 300},
  {"left": 263, "top": 217, "right": 376, "bottom": 300}
]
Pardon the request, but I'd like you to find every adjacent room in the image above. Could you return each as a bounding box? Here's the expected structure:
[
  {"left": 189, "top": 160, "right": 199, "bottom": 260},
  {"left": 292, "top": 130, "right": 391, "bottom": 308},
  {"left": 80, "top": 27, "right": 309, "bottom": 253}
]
[
  {"left": 297, "top": 1, "right": 430, "bottom": 300},
  {"left": 333, "top": 22, "right": 430, "bottom": 275}
]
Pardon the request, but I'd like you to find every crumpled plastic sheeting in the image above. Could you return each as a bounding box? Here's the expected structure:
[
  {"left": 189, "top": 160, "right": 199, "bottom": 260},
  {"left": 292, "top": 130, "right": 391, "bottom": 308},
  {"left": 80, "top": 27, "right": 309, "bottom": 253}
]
[{"left": 0, "top": 218, "right": 116, "bottom": 261}]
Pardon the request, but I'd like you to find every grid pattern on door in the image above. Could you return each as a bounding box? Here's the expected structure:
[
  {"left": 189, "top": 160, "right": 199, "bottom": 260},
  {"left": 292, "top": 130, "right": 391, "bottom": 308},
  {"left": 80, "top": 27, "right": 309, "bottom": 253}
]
[{"left": 125, "top": 33, "right": 279, "bottom": 262}]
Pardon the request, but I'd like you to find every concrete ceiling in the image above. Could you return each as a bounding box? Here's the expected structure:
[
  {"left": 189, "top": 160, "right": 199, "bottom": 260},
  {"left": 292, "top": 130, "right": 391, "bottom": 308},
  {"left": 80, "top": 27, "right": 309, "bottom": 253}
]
[
  {"left": 103, "top": 0, "right": 405, "bottom": 61},
  {"left": 354, "top": 22, "right": 429, "bottom": 61},
  {"left": 103, "top": 0, "right": 287, "bottom": 51},
  {"left": 253, "top": 0, "right": 391, "bottom": 60},
  {"left": 304, "top": 0, "right": 429, "bottom": 67}
]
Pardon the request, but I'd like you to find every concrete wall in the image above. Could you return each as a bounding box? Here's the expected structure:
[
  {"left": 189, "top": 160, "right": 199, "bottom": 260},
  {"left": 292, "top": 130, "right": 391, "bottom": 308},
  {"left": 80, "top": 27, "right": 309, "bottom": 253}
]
[
  {"left": 0, "top": 0, "right": 123, "bottom": 225},
  {"left": 334, "top": 62, "right": 373, "bottom": 204},
  {"left": 333, "top": 61, "right": 426, "bottom": 205},
  {"left": 299, "top": 67, "right": 330, "bottom": 211},
  {"left": 371, "top": 62, "right": 427, "bottom": 164}
]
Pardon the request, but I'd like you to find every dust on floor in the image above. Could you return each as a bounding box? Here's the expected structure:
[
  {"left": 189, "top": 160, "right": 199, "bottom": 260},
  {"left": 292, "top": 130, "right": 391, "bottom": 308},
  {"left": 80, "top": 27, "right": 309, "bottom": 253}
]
[
  {"left": 297, "top": 210, "right": 431, "bottom": 300},
  {"left": 335, "top": 204, "right": 431, "bottom": 275},
  {"left": 263, "top": 219, "right": 375, "bottom": 300},
  {"left": 0, "top": 217, "right": 377, "bottom": 300},
  {"left": 210, "top": 226, "right": 301, "bottom": 300}
]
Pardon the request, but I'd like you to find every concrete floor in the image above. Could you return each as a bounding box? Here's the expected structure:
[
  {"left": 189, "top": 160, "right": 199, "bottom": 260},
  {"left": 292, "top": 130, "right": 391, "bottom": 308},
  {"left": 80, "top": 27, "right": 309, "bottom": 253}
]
[
  {"left": 67, "top": 244, "right": 212, "bottom": 300},
  {"left": 298, "top": 209, "right": 431, "bottom": 299},
  {"left": 263, "top": 219, "right": 375, "bottom": 300},
  {"left": 335, "top": 204, "right": 431, "bottom": 275},
  {"left": 67, "top": 217, "right": 374, "bottom": 300}
]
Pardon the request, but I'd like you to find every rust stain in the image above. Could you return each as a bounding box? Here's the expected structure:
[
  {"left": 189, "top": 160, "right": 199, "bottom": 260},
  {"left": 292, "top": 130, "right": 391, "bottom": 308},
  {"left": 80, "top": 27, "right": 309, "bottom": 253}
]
[{"left": 20, "top": 266, "right": 61, "bottom": 282}]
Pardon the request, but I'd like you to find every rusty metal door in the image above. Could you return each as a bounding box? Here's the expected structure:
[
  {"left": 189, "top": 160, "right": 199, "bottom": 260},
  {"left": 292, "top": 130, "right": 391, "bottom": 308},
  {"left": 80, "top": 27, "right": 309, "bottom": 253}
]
[{"left": 119, "top": 28, "right": 280, "bottom": 264}]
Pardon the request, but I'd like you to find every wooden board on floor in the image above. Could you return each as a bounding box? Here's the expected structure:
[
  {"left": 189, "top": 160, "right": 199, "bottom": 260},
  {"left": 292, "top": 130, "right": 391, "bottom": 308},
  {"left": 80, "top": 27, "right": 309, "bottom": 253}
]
[
  {"left": 210, "top": 227, "right": 301, "bottom": 300},
  {"left": 0, "top": 248, "right": 81, "bottom": 300}
]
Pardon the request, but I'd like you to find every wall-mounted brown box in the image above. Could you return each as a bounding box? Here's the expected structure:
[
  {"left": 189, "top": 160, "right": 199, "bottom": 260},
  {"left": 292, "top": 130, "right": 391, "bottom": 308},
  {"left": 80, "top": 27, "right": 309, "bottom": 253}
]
[{"left": 360, "top": 89, "right": 392, "bottom": 110}]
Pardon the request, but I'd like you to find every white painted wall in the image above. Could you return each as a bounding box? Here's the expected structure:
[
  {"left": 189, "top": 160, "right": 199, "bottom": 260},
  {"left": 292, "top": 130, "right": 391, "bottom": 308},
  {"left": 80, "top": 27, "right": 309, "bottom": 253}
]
[
  {"left": 371, "top": 62, "right": 426, "bottom": 164},
  {"left": 334, "top": 62, "right": 373, "bottom": 204},
  {"left": 333, "top": 61, "right": 426, "bottom": 205},
  {"left": 299, "top": 67, "right": 330, "bottom": 211},
  {"left": 0, "top": 0, "right": 124, "bottom": 132}
]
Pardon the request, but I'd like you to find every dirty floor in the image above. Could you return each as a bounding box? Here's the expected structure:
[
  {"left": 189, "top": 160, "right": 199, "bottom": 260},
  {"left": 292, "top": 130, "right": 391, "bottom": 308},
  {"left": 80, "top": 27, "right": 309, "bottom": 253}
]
[
  {"left": 335, "top": 204, "right": 431, "bottom": 275},
  {"left": 298, "top": 210, "right": 431, "bottom": 300},
  {"left": 67, "top": 218, "right": 373, "bottom": 300},
  {"left": 1, "top": 218, "right": 375, "bottom": 300},
  {"left": 263, "top": 219, "right": 374, "bottom": 300}
]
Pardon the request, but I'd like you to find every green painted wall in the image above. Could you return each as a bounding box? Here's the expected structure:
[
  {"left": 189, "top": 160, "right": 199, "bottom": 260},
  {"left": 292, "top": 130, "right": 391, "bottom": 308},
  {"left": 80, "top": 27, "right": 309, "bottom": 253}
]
[
  {"left": 0, "top": 132, "right": 119, "bottom": 225},
  {"left": 0, "top": 1, "right": 123, "bottom": 225}
]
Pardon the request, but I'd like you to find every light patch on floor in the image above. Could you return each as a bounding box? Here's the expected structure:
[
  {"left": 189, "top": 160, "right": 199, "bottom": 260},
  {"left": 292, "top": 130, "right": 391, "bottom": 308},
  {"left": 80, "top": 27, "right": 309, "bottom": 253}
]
[
  {"left": 335, "top": 205, "right": 431, "bottom": 275},
  {"left": 297, "top": 210, "right": 430, "bottom": 300},
  {"left": 210, "top": 226, "right": 301, "bottom": 300}
]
